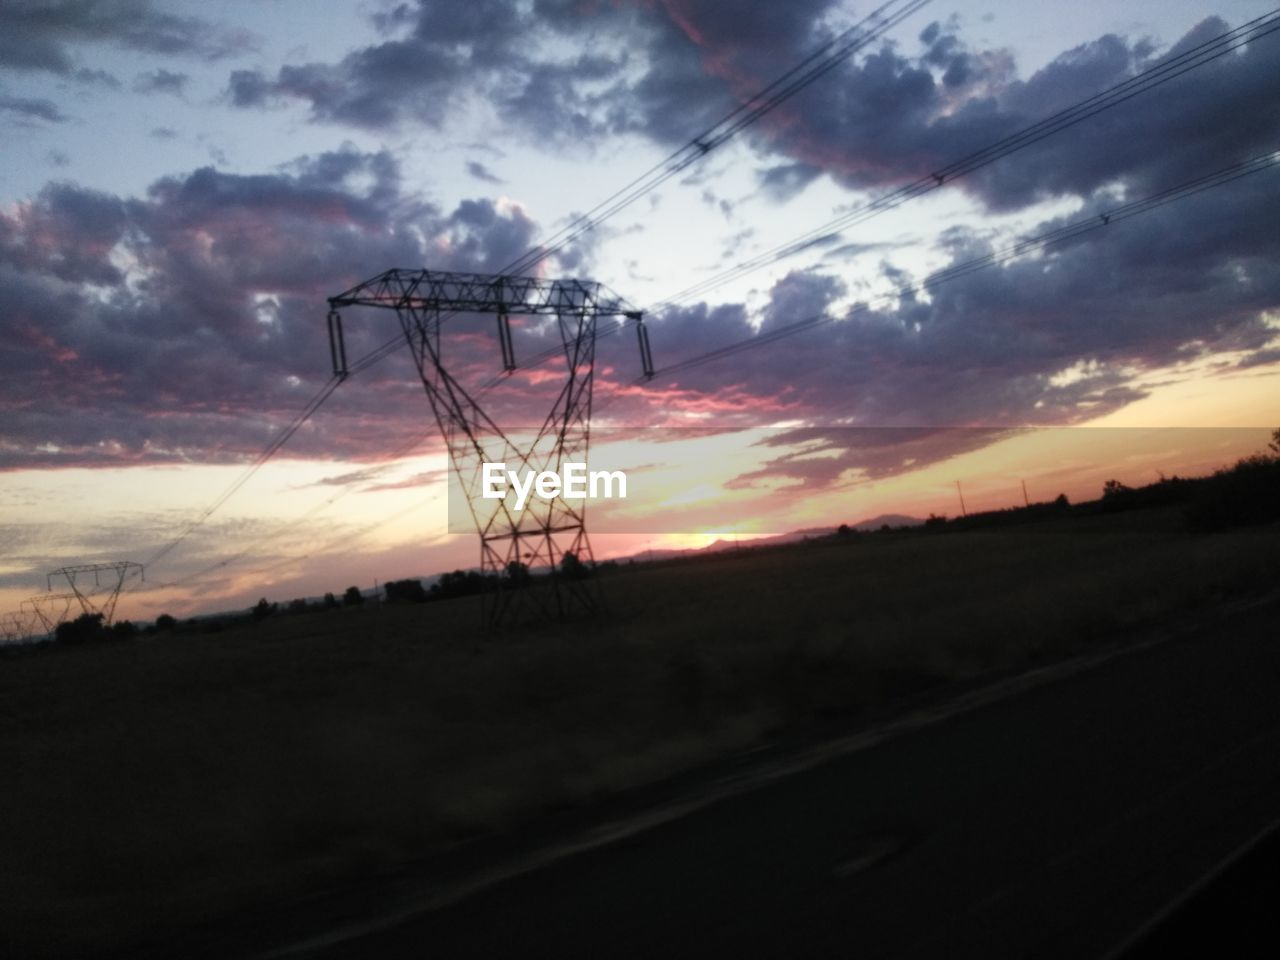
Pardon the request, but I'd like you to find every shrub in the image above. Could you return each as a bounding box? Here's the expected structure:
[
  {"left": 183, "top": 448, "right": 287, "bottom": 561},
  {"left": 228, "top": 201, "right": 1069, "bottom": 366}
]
[
  {"left": 559, "top": 552, "right": 590, "bottom": 581},
  {"left": 1186, "top": 455, "right": 1280, "bottom": 531},
  {"left": 384, "top": 579, "right": 428, "bottom": 603},
  {"left": 55, "top": 613, "right": 107, "bottom": 644}
]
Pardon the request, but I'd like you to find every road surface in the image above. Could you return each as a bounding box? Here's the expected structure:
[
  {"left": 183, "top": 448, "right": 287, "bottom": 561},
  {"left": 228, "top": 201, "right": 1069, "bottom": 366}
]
[{"left": 162, "top": 597, "right": 1280, "bottom": 959}]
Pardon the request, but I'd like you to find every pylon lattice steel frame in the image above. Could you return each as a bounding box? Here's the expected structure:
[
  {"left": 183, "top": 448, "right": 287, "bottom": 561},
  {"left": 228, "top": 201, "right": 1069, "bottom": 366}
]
[
  {"left": 2, "top": 611, "right": 31, "bottom": 643},
  {"left": 46, "top": 561, "right": 145, "bottom": 626},
  {"left": 328, "top": 269, "right": 652, "bottom": 626},
  {"left": 21, "top": 593, "right": 80, "bottom": 637}
]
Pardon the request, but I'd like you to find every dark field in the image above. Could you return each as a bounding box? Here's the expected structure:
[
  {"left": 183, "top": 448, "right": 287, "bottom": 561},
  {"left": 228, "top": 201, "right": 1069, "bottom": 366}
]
[{"left": 3, "top": 507, "right": 1278, "bottom": 957}]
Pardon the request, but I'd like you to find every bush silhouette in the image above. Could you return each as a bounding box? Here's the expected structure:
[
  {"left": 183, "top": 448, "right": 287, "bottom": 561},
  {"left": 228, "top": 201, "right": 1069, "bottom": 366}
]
[
  {"left": 1186, "top": 453, "right": 1280, "bottom": 530},
  {"left": 385, "top": 579, "right": 428, "bottom": 603},
  {"left": 343, "top": 586, "right": 364, "bottom": 606},
  {"left": 560, "top": 551, "right": 590, "bottom": 581},
  {"left": 55, "top": 613, "right": 107, "bottom": 644},
  {"left": 432, "top": 569, "right": 493, "bottom": 599}
]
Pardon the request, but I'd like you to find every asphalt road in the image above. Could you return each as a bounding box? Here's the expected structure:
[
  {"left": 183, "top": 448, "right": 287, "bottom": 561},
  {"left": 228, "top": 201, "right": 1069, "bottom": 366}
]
[{"left": 293, "top": 598, "right": 1280, "bottom": 960}]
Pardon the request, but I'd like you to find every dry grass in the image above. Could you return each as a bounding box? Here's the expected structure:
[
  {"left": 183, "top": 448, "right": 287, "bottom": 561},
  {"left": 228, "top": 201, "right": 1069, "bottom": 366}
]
[{"left": 2, "top": 509, "right": 1277, "bottom": 956}]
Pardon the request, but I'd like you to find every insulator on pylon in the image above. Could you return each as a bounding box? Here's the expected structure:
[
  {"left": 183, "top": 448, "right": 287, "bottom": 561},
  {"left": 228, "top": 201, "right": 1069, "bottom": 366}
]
[
  {"left": 637, "top": 320, "right": 655, "bottom": 380},
  {"left": 497, "top": 309, "right": 516, "bottom": 372},
  {"left": 327, "top": 308, "right": 348, "bottom": 378}
]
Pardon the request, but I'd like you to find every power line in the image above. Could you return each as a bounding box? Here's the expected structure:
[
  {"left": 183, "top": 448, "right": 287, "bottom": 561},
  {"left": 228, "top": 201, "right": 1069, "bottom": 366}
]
[
  {"left": 633, "top": 149, "right": 1280, "bottom": 383},
  {"left": 650, "top": 10, "right": 1280, "bottom": 311},
  {"left": 499, "top": 0, "right": 932, "bottom": 280},
  {"left": 138, "top": 3, "right": 1257, "bottom": 581},
  {"left": 138, "top": 0, "right": 933, "bottom": 567},
  {"left": 143, "top": 373, "right": 343, "bottom": 567},
  {"left": 134, "top": 150, "right": 1279, "bottom": 603},
  {"left": 141, "top": 319, "right": 432, "bottom": 572},
  {"left": 478, "top": 9, "right": 1280, "bottom": 397},
  {"left": 137, "top": 426, "right": 438, "bottom": 592}
]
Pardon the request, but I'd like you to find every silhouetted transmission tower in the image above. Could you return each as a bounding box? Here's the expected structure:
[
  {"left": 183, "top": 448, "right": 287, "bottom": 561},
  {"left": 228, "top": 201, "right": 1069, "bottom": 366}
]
[{"left": 327, "top": 269, "right": 653, "bottom": 627}]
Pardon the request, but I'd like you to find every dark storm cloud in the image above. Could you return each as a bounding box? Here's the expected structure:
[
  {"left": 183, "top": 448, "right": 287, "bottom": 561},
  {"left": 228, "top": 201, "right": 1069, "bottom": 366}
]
[
  {"left": 0, "top": 0, "right": 255, "bottom": 75},
  {"left": 0, "top": 147, "right": 585, "bottom": 470}
]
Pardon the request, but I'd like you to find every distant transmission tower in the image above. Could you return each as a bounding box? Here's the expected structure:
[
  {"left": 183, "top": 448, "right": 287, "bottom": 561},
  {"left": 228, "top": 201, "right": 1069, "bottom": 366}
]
[
  {"left": 327, "top": 269, "right": 653, "bottom": 627},
  {"left": 45, "top": 561, "right": 145, "bottom": 627},
  {"left": 2, "top": 611, "right": 29, "bottom": 643},
  {"left": 21, "top": 593, "right": 79, "bottom": 638}
]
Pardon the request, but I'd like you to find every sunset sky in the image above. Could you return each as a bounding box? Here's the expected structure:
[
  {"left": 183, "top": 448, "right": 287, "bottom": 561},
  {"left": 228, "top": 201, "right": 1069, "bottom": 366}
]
[{"left": 2, "top": 0, "right": 1278, "bottom": 626}]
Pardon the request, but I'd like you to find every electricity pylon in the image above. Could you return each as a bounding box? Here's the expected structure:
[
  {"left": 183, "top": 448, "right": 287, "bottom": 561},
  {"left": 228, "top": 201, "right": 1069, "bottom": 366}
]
[
  {"left": 22, "top": 593, "right": 79, "bottom": 637},
  {"left": 46, "top": 561, "right": 145, "bottom": 626},
  {"left": 327, "top": 269, "right": 653, "bottom": 627},
  {"left": 1, "top": 611, "right": 30, "bottom": 643}
]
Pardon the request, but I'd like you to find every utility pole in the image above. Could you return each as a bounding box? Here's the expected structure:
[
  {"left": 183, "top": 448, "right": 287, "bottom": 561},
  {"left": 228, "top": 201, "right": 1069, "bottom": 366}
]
[
  {"left": 955, "top": 481, "right": 968, "bottom": 518},
  {"left": 1021, "top": 479, "right": 1030, "bottom": 508}
]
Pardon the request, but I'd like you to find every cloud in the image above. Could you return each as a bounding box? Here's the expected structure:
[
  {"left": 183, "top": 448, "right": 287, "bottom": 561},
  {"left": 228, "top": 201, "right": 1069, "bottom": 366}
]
[
  {"left": 735, "top": 15, "right": 1280, "bottom": 216},
  {"left": 466, "top": 160, "right": 505, "bottom": 185},
  {"left": 223, "top": 0, "right": 609, "bottom": 134},
  {"left": 0, "top": 0, "right": 256, "bottom": 75},
  {"left": 759, "top": 270, "right": 845, "bottom": 332},
  {"left": 0, "top": 95, "right": 68, "bottom": 123},
  {"left": 133, "top": 68, "right": 188, "bottom": 96},
  {"left": 221, "top": 1, "right": 639, "bottom": 140},
  {"left": 0, "top": 146, "right": 589, "bottom": 470},
  {"left": 755, "top": 162, "right": 823, "bottom": 203},
  {"left": 612, "top": 160, "right": 1279, "bottom": 483},
  {"left": 4, "top": 6, "right": 1278, "bottom": 486},
  {"left": 724, "top": 427, "right": 1020, "bottom": 490},
  {"left": 216, "top": 5, "right": 1280, "bottom": 235}
]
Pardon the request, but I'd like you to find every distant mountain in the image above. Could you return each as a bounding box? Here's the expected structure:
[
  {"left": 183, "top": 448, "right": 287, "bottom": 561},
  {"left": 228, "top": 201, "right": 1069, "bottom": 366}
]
[
  {"left": 620, "top": 514, "right": 925, "bottom": 563},
  {"left": 850, "top": 513, "right": 923, "bottom": 531}
]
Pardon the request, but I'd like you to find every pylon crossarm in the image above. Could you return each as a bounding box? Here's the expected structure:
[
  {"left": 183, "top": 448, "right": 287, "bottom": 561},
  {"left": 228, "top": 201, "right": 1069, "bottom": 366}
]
[
  {"left": 329, "top": 270, "right": 638, "bottom": 319},
  {"left": 44, "top": 562, "right": 144, "bottom": 626}
]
